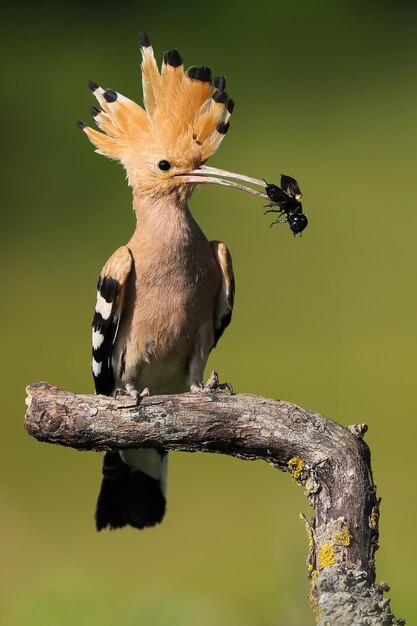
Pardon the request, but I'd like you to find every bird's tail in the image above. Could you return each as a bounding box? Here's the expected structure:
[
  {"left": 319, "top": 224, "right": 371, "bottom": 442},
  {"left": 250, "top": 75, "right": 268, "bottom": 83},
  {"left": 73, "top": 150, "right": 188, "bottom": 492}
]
[{"left": 95, "top": 449, "right": 167, "bottom": 530}]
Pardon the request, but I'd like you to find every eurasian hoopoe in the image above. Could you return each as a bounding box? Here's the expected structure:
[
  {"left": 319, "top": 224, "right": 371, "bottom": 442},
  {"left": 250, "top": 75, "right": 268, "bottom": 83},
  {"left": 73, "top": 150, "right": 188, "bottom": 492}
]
[{"left": 78, "top": 32, "right": 269, "bottom": 531}]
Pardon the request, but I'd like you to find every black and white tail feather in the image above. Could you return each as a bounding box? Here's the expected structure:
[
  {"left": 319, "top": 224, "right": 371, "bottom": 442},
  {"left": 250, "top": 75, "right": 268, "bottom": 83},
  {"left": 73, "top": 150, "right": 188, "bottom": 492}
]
[{"left": 92, "top": 246, "right": 166, "bottom": 530}]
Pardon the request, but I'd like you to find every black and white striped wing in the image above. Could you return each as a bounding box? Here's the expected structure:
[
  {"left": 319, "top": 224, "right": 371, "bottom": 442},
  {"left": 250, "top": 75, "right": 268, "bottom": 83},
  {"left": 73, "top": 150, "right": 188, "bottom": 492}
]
[
  {"left": 92, "top": 246, "right": 133, "bottom": 395},
  {"left": 211, "top": 241, "right": 235, "bottom": 347}
]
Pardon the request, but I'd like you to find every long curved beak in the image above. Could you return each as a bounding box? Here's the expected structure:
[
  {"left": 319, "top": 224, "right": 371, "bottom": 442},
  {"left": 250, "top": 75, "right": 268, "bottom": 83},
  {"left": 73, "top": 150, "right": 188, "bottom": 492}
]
[{"left": 175, "top": 165, "right": 269, "bottom": 200}]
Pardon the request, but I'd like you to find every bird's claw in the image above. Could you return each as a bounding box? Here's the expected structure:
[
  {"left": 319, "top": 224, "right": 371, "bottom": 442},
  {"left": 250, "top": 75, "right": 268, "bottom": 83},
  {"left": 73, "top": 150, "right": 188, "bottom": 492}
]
[
  {"left": 192, "top": 371, "right": 234, "bottom": 395},
  {"left": 115, "top": 384, "right": 150, "bottom": 407}
]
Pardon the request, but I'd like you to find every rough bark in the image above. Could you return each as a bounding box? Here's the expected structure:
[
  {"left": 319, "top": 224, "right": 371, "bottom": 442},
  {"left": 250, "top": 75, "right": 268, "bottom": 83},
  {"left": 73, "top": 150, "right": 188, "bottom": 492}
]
[{"left": 25, "top": 382, "right": 405, "bottom": 626}]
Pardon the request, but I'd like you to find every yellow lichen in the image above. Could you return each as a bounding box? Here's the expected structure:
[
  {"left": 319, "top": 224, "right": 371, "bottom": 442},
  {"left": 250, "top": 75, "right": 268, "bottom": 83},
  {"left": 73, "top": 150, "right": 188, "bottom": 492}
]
[
  {"left": 318, "top": 543, "right": 335, "bottom": 568},
  {"left": 310, "top": 569, "right": 318, "bottom": 589},
  {"left": 308, "top": 590, "right": 322, "bottom": 623},
  {"left": 335, "top": 525, "right": 351, "bottom": 546},
  {"left": 299, "top": 513, "right": 313, "bottom": 550},
  {"left": 370, "top": 509, "right": 379, "bottom": 530},
  {"left": 288, "top": 457, "right": 305, "bottom": 484}
]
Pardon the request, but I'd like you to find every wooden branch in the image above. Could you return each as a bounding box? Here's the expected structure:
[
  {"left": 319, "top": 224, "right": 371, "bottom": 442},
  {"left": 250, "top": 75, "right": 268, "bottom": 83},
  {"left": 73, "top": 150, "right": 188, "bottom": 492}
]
[{"left": 25, "top": 382, "right": 405, "bottom": 626}]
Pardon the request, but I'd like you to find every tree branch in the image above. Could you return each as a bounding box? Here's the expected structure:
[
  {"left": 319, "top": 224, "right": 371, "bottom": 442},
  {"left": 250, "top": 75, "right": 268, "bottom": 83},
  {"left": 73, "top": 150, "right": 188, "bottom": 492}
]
[{"left": 24, "top": 382, "right": 404, "bottom": 625}]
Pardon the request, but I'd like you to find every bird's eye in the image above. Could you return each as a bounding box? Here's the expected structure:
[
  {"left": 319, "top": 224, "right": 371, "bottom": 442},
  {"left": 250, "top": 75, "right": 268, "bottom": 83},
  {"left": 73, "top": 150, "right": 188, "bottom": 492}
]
[{"left": 158, "top": 160, "right": 172, "bottom": 171}]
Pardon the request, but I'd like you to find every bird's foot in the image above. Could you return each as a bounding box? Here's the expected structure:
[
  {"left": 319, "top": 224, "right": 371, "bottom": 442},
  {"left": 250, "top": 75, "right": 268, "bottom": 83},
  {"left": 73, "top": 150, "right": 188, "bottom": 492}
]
[
  {"left": 191, "top": 371, "right": 234, "bottom": 395},
  {"left": 190, "top": 381, "right": 205, "bottom": 393},
  {"left": 115, "top": 384, "right": 150, "bottom": 407}
]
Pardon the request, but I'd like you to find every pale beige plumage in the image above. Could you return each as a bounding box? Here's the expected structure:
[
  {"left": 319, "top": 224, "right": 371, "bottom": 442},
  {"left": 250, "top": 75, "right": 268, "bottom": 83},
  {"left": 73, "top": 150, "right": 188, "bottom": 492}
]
[{"left": 111, "top": 195, "right": 226, "bottom": 396}]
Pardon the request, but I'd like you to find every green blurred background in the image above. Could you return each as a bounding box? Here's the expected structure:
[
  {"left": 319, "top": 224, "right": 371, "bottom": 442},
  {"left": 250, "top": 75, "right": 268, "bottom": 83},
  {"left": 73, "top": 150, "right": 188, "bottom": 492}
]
[{"left": 2, "top": 1, "right": 416, "bottom": 624}]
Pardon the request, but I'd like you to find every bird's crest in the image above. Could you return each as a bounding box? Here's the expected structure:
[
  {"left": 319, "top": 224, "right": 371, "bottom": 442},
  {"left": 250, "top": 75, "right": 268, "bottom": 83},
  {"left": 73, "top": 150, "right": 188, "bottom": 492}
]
[{"left": 80, "top": 32, "right": 234, "bottom": 188}]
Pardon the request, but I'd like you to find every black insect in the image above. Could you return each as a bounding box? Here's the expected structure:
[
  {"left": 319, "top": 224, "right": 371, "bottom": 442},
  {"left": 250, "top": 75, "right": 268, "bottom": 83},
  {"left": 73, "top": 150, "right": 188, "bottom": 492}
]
[{"left": 264, "top": 175, "right": 308, "bottom": 236}]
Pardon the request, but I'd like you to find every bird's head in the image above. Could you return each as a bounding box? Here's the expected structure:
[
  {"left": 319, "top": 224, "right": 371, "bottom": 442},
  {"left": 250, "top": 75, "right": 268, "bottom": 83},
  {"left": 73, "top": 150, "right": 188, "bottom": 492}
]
[{"left": 78, "top": 32, "right": 267, "bottom": 202}]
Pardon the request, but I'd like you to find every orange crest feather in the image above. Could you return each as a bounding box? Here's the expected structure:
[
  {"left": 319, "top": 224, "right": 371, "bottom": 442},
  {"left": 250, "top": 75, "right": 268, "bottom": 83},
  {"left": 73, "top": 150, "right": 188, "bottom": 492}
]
[{"left": 80, "top": 33, "right": 234, "bottom": 184}]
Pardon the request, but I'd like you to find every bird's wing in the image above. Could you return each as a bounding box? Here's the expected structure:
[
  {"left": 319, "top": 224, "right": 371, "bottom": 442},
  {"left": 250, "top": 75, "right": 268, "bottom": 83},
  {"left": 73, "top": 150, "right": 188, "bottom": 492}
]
[
  {"left": 92, "top": 246, "right": 133, "bottom": 395},
  {"left": 211, "top": 241, "right": 235, "bottom": 347}
]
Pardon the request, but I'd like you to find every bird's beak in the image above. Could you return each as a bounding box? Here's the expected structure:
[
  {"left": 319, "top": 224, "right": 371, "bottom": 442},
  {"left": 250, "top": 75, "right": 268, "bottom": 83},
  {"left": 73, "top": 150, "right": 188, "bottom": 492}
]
[{"left": 175, "top": 165, "right": 269, "bottom": 200}]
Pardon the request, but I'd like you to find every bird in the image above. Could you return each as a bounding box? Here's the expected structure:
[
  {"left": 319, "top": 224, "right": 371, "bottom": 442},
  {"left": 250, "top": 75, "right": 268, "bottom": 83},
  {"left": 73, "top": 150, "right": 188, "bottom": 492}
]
[{"left": 77, "top": 31, "right": 268, "bottom": 531}]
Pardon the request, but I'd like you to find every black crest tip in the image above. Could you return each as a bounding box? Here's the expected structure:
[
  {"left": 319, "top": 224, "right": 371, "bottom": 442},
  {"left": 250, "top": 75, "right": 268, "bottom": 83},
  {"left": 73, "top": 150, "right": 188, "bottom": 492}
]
[
  {"left": 163, "top": 48, "right": 183, "bottom": 68},
  {"left": 76, "top": 120, "right": 86, "bottom": 130},
  {"left": 212, "top": 89, "right": 228, "bottom": 104},
  {"left": 88, "top": 80, "right": 99, "bottom": 93},
  {"left": 217, "top": 121, "right": 230, "bottom": 135},
  {"left": 187, "top": 66, "right": 212, "bottom": 83},
  {"left": 214, "top": 75, "right": 227, "bottom": 91},
  {"left": 103, "top": 89, "right": 118, "bottom": 103},
  {"left": 227, "top": 98, "right": 235, "bottom": 114},
  {"left": 90, "top": 107, "right": 100, "bottom": 118},
  {"left": 138, "top": 31, "right": 151, "bottom": 47}
]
